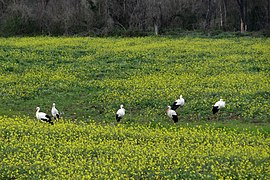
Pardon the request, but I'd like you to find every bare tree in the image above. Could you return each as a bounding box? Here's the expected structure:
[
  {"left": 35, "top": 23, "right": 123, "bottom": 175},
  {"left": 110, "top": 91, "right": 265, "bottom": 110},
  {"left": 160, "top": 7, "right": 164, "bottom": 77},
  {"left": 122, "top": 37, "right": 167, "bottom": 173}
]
[
  {"left": 0, "top": 0, "right": 269, "bottom": 36},
  {"left": 151, "top": 0, "right": 162, "bottom": 35},
  {"left": 267, "top": 0, "right": 270, "bottom": 26},
  {"left": 218, "top": 0, "right": 228, "bottom": 30},
  {"left": 236, "top": 0, "right": 247, "bottom": 33},
  {"left": 129, "top": 0, "right": 147, "bottom": 32},
  {"left": 205, "top": 0, "right": 212, "bottom": 30}
]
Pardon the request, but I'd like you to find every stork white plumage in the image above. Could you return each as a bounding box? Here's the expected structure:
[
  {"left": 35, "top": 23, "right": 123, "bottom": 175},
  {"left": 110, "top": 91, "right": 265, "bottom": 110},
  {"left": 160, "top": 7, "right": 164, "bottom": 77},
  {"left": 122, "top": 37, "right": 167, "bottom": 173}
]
[
  {"left": 212, "top": 99, "right": 226, "bottom": 114},
  {"left": 116, "top": 104, "right": 125, "bottom": 122},
  {"left": 166, "top": 106, "right": 178, "bottom": 123},
  {"left": 36, "top": 107, "right": 53, "bottom": 125},
  {"left": 171, "top": 95, "right": 185, "bottom": 110},
  {"left": 51, "top": 103, "right": 60, "bottom": 120}
]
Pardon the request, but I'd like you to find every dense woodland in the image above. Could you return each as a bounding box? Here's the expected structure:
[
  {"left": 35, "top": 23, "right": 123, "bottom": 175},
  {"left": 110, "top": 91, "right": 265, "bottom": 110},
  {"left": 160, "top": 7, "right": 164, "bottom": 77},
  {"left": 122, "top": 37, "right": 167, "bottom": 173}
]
[{"left": 0, "top": 0, "right": 269, "bottom": 36}]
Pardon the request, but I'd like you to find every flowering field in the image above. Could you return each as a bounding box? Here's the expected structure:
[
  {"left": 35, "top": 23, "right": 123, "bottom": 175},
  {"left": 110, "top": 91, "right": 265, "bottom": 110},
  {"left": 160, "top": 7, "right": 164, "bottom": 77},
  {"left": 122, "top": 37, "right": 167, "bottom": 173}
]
[
  {"left": 0, "top": 116, "right": 269, "bottom": 179},
  {"left": 0, "top": 36, "right": 270, "bottom": 178},
  {"left": 0, "top": 36, "right": 269, "bottom": 123}
]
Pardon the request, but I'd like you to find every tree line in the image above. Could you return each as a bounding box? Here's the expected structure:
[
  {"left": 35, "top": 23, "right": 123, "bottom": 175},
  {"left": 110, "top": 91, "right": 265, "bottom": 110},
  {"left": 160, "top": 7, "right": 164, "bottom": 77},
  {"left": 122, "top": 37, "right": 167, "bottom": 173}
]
[{"left": 0, "top": 0, "right": 269, "bottom": 36}]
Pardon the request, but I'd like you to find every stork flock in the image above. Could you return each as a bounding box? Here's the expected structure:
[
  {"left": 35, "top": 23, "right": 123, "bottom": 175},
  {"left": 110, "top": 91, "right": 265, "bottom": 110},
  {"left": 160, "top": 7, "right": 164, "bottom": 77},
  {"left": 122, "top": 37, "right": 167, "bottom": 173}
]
[
  {"left": 35, "top": 103, "right": 60, "bottom": 125},
  {"left": 166, "top": 96, "right": 225, "bottom": 123},
  {"left": 116, "top": 96, "right": 225, "bottom": 123},
  {"left": 36, "top": 97, "right": 225, "bottom": 125}
]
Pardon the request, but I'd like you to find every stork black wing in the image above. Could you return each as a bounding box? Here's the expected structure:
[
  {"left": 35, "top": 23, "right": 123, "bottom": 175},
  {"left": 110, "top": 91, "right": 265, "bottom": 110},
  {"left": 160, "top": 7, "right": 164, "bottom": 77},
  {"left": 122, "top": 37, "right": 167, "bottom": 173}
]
[
  {"left": 212, "top": 106, "right": 219, "bottom": 114},
  {"left": 172, "top": 115, "right": 178, "bottom": 123},
  {"left": 171, "top": 102, "right": 179, "bottom": 110}
]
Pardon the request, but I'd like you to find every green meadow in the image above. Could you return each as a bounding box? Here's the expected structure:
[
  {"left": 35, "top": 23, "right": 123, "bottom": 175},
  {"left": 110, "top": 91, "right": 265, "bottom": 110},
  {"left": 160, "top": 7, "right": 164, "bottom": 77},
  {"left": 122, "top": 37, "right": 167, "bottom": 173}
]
[
  {"left": 0, "top": 36, "right": 269, "bottom": 123},
  {"left": 0, "top": 36, "right": 269, "bottom": 179}
]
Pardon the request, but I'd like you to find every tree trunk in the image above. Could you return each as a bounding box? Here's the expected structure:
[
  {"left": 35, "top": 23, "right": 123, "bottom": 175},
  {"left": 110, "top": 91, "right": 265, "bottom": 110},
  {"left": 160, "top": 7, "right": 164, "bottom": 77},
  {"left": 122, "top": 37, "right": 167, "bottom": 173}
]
[
  {"left": 205, "top": 0, "right": 212, "bottom": 30},
  {"left": 152, "top": 0, "right": 162, "bottom": 35},
  {"left": 154, "top": 23, "right": 158, "bottom": 35},
  {"left": 104, "top": 0, "right": 114, "bottom": 34},
  {"left": 123, "top": 0, "right": 126, "bottom": 14},
  {"left": 220, "top": 2, "right": 223, "bottom": 29},
  {"left": 223, "top": 0, "right": 228, "bottom": 30},
  {"left": 236, "top": 0, "right": 247, "bottom": 33},
  {"left": 240, "top": 18, "right": 245, "bottom": 33},
  {"left": 244, "top": 0, "right": 248, "bottom": 31},
  {"left": 39, "top": 0, "right": 50, "bottom": 34},
  {"left": 267, "top": 0, "right": 270, "bottom": 26}
]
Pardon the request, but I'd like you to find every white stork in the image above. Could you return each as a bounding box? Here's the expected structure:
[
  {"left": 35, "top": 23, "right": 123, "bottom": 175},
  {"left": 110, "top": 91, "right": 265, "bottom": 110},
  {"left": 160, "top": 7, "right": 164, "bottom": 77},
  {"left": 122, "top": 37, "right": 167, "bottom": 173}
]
[
  {"left": 51, "top": 103, "right": 60, "bottom": 120},
  {"left": 166, "top": 106, "right": 178, "bottom": 123},
  {"left": 171, "top": 95, "right": 185, "bottom": 110},
  {"left": 212, "top": 99, "right": 226, "bottom": 114},
  {"left": 116, "top": 104, "right": 125, "bottom": 122},
  {"left": 36, "top": 107, "right": 54, "bottom": 125}
]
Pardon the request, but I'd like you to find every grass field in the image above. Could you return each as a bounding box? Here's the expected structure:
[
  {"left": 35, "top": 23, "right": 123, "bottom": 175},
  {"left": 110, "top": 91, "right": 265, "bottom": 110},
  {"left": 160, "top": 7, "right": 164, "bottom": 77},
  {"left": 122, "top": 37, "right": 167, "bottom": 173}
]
[
  {"left": 1, "top": 116, "right": 270, "bottom": 179},
  {"left": 0, "top": 36, "right": 270, "bottom": 178},
  {"left": 0, "top": 36, "right": 270, "bottom": 123}
]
